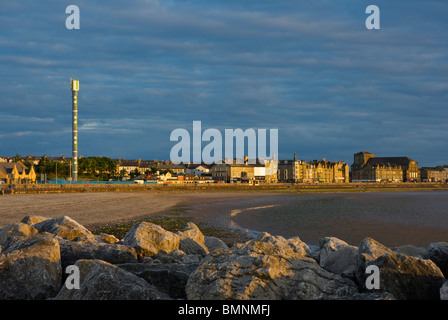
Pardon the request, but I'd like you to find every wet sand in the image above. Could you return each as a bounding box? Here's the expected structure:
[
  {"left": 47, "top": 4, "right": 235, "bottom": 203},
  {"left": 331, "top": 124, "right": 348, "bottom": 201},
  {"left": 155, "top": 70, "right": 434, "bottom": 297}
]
[{"left": 175, "top": 191, "right": 448, "bottom": 248}]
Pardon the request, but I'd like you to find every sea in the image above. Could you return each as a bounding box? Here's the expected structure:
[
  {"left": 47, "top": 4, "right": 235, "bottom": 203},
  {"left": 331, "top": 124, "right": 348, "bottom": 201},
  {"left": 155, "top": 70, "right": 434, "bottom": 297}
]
[{"left": 185, "top": 190, "right": 448, "bottom": 249}]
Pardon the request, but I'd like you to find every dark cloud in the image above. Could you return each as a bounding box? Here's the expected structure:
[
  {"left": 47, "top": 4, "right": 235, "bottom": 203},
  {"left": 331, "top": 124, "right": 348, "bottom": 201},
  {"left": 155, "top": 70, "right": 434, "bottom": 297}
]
[{"left": 0, "top": 0, "right": 447, "bottom": 166}]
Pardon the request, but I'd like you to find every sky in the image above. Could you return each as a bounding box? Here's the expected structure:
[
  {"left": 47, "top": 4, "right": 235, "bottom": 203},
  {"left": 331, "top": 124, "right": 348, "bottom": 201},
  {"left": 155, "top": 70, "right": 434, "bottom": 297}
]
[{"left": 0, "top": 0, "right": 447, "bottom": 167}]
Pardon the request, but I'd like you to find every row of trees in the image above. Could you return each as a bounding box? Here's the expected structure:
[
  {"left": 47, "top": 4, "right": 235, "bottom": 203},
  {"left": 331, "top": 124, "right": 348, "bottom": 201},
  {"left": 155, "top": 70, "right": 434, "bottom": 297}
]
[
  {"left": 34, "top": 156, "right": 173, "bottom": 181},
  {"left": 36, "top": 156, "right": 118, "bottom": 181}
]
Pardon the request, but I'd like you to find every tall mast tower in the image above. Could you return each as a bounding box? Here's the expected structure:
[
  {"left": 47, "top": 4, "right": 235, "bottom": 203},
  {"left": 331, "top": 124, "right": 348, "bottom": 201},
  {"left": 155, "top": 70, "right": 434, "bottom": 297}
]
[{"left": 70, "top": 78, "right": 79, "bottom": 181}]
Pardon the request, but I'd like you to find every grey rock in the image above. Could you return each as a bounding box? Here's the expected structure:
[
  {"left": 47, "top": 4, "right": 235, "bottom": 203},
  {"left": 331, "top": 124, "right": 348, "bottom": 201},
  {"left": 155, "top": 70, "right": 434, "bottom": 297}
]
[
  {"left": 20, "top": 215, "right": 50, "bottom": 226},
  {"left": 204, "top": 236, "right": 229, "bottom": 252},
  {"left": 0, "top": 233, "right": 62, "bottom": 300},
  {"left": 177, "top": 222, "right": 209, "bottom": 256},
  {"left": 235, "top": 232, "right": 310, "bottom": 259},
  {"left": 122, "top": 221, "right": 180, "bottom": 258},
  {"left": 367, "top": 252, "right": 445, "bottom": 300},
  {"left": 440, "top": 280, "right": 448, "bottom": 300},
  {"left": 318, "top": 237, "right": 358, "bottom": 276},
  {"left": 119, "top": 256, "right": 200, "bottom": 299},
  {"left": 54, "top": 259, "right": 170, "bottom": 300},
  {"left": 186, "top": 234, "right": 357, "bottom": 300},
  {"left": 355, "top": 237, "right": 395, "bottom": 289},
  {"left": 58, "top": 238, "right": 138, "bottom": 270},
  {"left": 424, "top": 242, "right": 448, "bottom": 277},
  {"left": 394, "top": 244, "right": 426, "bottom": 258},
  {"left": 32, "top": 216, "right": 93, "bottom": 241},
  {"left": 0, "top": 222, "right": 38, "bottom": 250}
]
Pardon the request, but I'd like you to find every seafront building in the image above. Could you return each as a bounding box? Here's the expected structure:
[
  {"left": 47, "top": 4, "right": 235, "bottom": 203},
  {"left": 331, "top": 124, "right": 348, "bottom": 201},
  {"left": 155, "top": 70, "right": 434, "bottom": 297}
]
[
  {"left": 4, "top": 152, "right": 447, "bottom": 184},
  {"left": 278, "top": 153, "right": 350, "bottom": 183},
  {"left": 420, "top": 166, "right": 448, "bottom": 182},
  {"left": 211, "top": 158, "right": 277, "bottom": 183},
  {"left": 351, "top": 151, "right": 420, "bottom": 182}
]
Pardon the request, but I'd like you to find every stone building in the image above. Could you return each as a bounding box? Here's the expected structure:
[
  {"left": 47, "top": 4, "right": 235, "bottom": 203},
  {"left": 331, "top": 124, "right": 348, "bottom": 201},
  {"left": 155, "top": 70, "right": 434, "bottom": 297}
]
[
  {"left": 277, "top": 153, "right": 305, "bottom": 182},
  {"left": 307, "top": 159, "right": 350, "bottom": 183},
  {"left": 278, "top": 154, "right": 349, "bottom": 183},
  {"left": 420, "top": 166, "right": 448, "bottom": 182},
  {"left": 351, "top": 151, "right": 419, "bottom": 182},
  {"left": 211, "top": 163, "right": 255, "bottom": 183},
  {"left": 211, "top": 157, "right": 277, "bottom": 183}
]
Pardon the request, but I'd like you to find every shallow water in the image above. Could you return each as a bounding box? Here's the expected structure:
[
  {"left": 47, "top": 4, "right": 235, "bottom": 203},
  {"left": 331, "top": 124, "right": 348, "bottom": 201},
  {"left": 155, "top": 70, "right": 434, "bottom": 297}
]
[{"left": 184, "top": 191, "right": 448, "bottom": 248}]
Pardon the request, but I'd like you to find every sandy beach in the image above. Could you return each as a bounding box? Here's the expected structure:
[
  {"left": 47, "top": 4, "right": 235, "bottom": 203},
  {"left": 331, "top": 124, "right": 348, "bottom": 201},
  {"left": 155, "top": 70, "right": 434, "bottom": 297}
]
[
  {"left": 2, "top": 189, "right": 448, "bottom": 248},
  {"left": 0, "top": 190, "right": 279, "bottom": 229}
]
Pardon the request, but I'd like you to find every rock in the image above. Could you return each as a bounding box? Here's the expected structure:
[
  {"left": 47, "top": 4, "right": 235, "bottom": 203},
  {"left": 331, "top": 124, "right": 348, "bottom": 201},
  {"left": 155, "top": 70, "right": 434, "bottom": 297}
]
[
  {"left": 177, "top": 222, "right": 209, "bottom": 256},
  {"left": 0, "top": 233, "right": 62, "bottom": 300},
  {"left": 72, "top": 232, "right": 119, "bottom": 244},
  {"left": 204, "top": 236, "right": 229, "bottom": 252},
  {"left": 355, "top": 237, "right": 395, "bottom": 289},
  {"left": 20, "top": 215, "right": 49, "bottom": 226},
  {"left": 153, "top": 249, "right": 203, "bottom": 264},
  {"left": 367, "top": 252, "right": 445, "bottom": 300},
  {"left": 235, "top": 232, "right": 310, "bottom": 259},
  {"left": 424, "top": 242, "right": 448, "bottom": 277},
  {"left": 440, "top": 280, "right": 448, "bottom": 300},
  {"left": 344, "top": 292, "right": 395, "bottom": 300},
  {"left": 121, "top": 221, "right": 180, "bottom": 258},
  {"left": 54, "top": 259, "right": 170, "bottom": 300},
  {"left": 318, "top": 237, "right": 358, "bottom": 277},
  {"left": 179, "top": 238, "right": 209, "bottom": 256},
  {"left": 119, "top": 253, "right": 200, "bottom": 299},
  {"left": 358, "top": 237, "right": 394, "bottom": 260},
  {"left": 394, "top": 244, "right": 426, "bottom": 258},
  {"left": 178, "top": 222, "right": 205, "bottom": 244},
  {"left": 98, "top": 233, "right": 120, "bottom": 244},
  {"left": 186, "top": 235, "right": 358, "bottom": 300},
  {"left": 0, "top": 222, "right": 38, "bottom": 250},
  {"left": 58, "top": 238, "right": 138, "bottom": 270},
  {"left": 32, "top": 216, "right": 93, "bottom": 241}
]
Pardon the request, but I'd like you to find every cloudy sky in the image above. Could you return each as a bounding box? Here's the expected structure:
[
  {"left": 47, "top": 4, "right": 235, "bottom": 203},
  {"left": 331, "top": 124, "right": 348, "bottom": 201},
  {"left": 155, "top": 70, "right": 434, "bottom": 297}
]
[{"left": 1, "top": 0, "right": 447, "bottom": 166}]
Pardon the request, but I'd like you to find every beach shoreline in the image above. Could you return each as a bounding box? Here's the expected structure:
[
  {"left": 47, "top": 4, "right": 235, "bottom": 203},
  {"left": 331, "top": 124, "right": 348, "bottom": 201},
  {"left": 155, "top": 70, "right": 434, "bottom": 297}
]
[
  {"left": 0, "top": 190, "right": 283, "bottom": 229},
  {"left": 1, "top": 189, "right": 448, "bottom": 249}
]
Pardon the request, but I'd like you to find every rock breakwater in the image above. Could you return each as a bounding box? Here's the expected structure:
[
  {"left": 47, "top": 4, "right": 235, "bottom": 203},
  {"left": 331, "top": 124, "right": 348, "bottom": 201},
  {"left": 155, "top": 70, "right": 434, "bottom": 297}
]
[{"left": 0, "top": 215, "right": 447, "bottom": 300}]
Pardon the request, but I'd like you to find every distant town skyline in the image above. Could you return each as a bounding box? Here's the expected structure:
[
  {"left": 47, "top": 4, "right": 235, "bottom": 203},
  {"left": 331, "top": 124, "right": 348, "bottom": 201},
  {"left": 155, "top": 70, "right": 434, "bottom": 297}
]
[{"left": 1, "top": 1, "right": 447, "bottom": 167}]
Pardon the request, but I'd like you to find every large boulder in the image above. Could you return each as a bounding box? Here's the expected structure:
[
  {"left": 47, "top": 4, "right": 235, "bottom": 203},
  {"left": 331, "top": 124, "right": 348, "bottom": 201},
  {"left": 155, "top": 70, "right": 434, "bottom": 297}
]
[
  {"left": 356, "top": 237, "right": 445, "bottom": 300},
  {"left": 54, "top": 259, "right": 170, "bottom": 300},
  {"left": 121, "top": 221, "right": 180, "bottom": 258},
  {"left": 440, "top": 280, "right": 448, "bottom": 300},
  {"left": 186, "top": 233, "right": 358, "bottom": 300},
  {"left": 424, "top": 242, "right": 448, "bottom": 277},
  {"left": 366, "top": 252, "right": 445, "bottom": 300},
  {"left": 58, "top": 238, "right": 138, "bottom": 270},
  {"left": 204, "top": 236, "right": 229, "bottom": 253},
  {"left": 0, "top": 233, "right": 62, "bottom": 300},
  {"left": 119, "top": 250, "right": 201, "bottom": 299},
  {"left": 32, "top": 216, "right": 93, "bottom": 241},
  {"left": 394, "top": 244, "right": 426, "bottom": 258},
  {"left": 235, "top": 232, "right": 310, "bottom": 259},
  {"left": 0, "top": 222, "right": 38, "bottom": 250},
  {"left": 20, "top": 215, "right": 50, "bottom": 226},
  {"left": 355, "top": 237, "right": 395, "bottom": 289},
  {"left": 318, "top": 237, "right": 358, "bottom": 277},
  {"left": 177, "top": 222, "right": 209, "bottom": 256}
]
